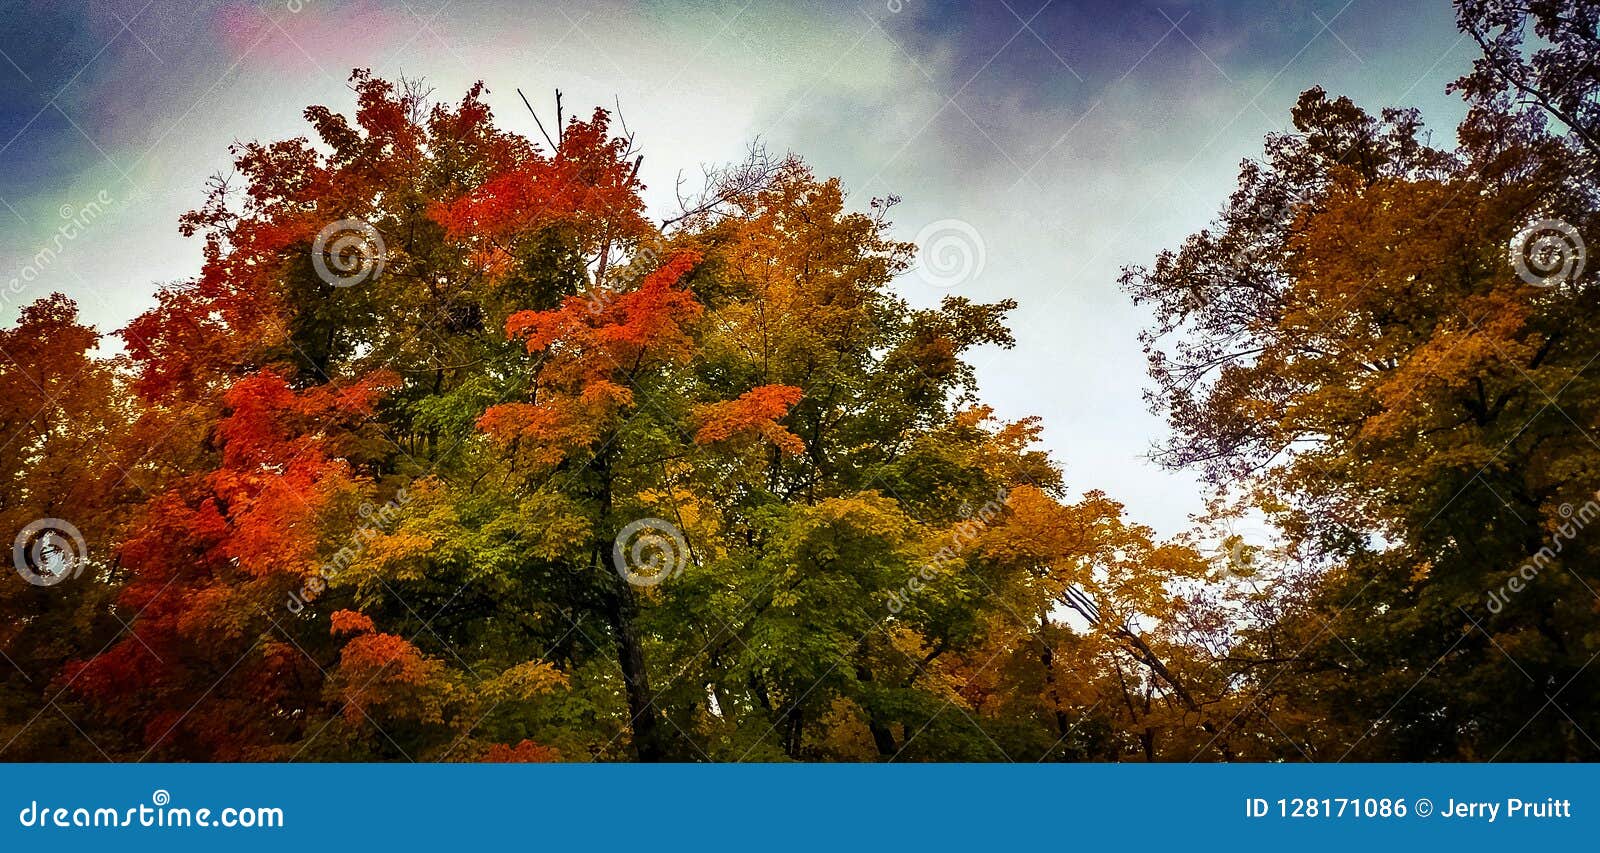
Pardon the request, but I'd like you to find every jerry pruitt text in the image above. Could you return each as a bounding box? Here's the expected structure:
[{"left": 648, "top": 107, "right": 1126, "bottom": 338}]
[
  {"left": 1246, "top": 796, "right": 1574, "bottom": 820},
  {"left": 1439, "top": 798, "right": 1573, "bottom": 822}
]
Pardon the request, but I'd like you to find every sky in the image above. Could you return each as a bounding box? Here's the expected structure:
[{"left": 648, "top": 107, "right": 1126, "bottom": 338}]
[{"left": 0, "top": 0, "right": 1476, "bottom": 535}]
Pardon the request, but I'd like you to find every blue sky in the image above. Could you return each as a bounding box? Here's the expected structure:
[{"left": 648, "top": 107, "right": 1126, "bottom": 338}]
[{"left": 0, "top": 0, "right": 1475, "bottom": 534}]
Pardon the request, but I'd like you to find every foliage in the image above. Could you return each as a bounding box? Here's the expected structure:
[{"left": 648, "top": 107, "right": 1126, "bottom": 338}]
[{"left": 8, "top": 6, "right": 1600, "bottom": 760}]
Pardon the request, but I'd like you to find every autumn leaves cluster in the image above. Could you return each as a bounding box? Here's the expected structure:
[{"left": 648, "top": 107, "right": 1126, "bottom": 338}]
[
  {"left": 1, "top": 70, "right": 1211, "bottom": 761},
  {"left": 7, "top": 0, "right": 1600, "bottom": 763}
]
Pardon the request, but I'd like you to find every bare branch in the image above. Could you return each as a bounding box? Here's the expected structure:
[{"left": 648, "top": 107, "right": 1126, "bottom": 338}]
[
  {"left": 661, "top": 140, "right": 797, "bottom": 230},
  {"left": 517, "top": 88, "right": 559, "bottom": 151}
]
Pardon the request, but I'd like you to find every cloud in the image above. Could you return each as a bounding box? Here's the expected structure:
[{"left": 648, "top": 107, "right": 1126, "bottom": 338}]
[{"left": 0, "top": 0, "right": 1475, "bottom": 534}]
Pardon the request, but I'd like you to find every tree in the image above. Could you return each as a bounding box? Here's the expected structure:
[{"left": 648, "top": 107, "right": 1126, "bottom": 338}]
[
  {"left": 2, "top": 71, "right": 1211, "bottom": 763},
  {"left": 1125, "top": 83, "right": 1600, "bottom": 759},
  {"left": 1455, "top": 0, "right": 1600, "bottom": 159},
  {"left": 0, "top": 296, "right": 136, "bottom": 759}
]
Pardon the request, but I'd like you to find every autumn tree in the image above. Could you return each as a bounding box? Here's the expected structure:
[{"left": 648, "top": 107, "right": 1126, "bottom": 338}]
[
  {"left": 1126, "top": 83, "right": 1600, "bottom": 759},
  {"left": 1455, "top": 0, "right": 1600, "bottom": 159},
  {"left": 3, "top": 71, "right": 1213, "bottom": 763},
  {"left": 0, "top": 296, "right": 137, "bottom": 759}
]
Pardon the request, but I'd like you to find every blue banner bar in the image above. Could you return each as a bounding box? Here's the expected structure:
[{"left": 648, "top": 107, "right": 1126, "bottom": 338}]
[{"left": 1, "top": 764, "right": 1591, "bottom": 851}]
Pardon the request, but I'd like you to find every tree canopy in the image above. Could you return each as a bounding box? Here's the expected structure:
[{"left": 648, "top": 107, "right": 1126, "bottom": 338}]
[{"left": 6, "top": 1, "right": 1600, "bottom": 761}]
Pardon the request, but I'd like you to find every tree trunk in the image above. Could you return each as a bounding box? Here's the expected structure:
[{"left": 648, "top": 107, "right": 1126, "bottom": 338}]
[
  {"left": 602, "top": 579, "right": 666, "bottom": 762},
  {"left": 868, "top": 719, "right": 899, "bottom": 758},
  {"left": 1037, "top": 617, "right": 1071, "bottom": 740},
  {"left": 592, "top": 442, "right": 666, "bottom": 761}
]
